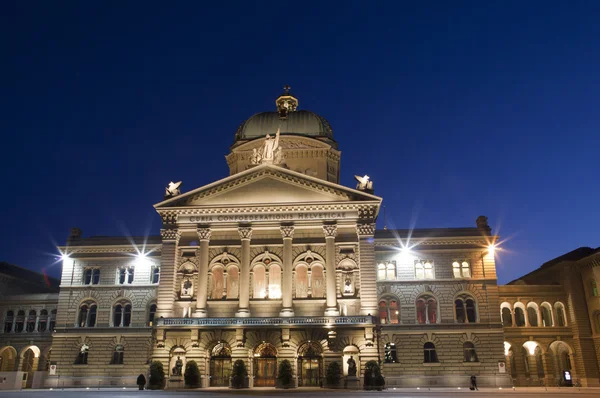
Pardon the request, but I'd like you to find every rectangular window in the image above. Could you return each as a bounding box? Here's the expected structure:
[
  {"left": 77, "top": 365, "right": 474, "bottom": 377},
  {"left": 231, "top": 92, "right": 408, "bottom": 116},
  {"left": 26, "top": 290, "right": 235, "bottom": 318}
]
[{"left": 84, "top": 268, "right": 100, "bottom": 285}]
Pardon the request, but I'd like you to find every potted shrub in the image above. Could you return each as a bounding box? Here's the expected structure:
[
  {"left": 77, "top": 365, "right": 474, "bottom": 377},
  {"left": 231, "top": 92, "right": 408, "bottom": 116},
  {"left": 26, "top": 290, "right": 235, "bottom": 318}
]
[
  {"left": 363, "top": 360, "right": 384, "bottom": 391},
  {"left": 325, "top": 361, "right": 342, "bottom": 388},
  {"left": 276, "top": 359, "right": 295, "bottom": 389},
  {"left": 184, "top": 360, "right": 201, "bottom": 388},
  {"left": 231, "top": 359, "right": 248, "bottom": 389},
  {"left": 148, "top": 361, "right": 165, "bottom": 390}
]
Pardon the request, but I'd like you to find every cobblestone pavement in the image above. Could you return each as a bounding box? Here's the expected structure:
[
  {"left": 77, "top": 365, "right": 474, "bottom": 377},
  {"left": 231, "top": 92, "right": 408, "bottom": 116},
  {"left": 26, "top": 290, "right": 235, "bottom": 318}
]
[{"left": 2, "top": 387, "right": 600, "bottom": 398}]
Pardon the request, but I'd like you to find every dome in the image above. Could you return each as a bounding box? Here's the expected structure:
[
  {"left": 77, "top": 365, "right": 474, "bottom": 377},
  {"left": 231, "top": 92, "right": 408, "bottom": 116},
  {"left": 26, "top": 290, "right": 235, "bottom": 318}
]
[{"left": 234, "top": 110, "right": 334, "bottom": 142}]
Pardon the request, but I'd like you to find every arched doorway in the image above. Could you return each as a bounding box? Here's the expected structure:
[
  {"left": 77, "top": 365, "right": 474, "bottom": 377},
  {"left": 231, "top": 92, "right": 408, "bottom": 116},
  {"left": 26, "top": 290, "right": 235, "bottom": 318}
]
[
  {"left": 0, "top": 347, "right": 17, "bottom": 371},
  {"left": 253, "top": 343, "right": 277, "bottom": 387},
  {"left": 20, "top": 346, "right": 40, "bottom": 389},
  {"left": 297, "top": 342, "right": 322, "bottom": 386},
  {"left": 209, "top": 343, "right": 232, "bottom": 387}
]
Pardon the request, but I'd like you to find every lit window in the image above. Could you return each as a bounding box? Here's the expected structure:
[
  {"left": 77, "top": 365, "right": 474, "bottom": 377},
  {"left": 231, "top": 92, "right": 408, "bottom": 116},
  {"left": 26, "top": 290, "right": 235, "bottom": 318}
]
[
  {"left": 417, "top": 296, "right": 438, "bottom": 324},
  {"left": 463, "top": 342, "right": 478, "bottom": 362},
  {"left": 384, "top": 343, "right": 397, "bottom": 363},
  {"left": 211, "top": 267, "right": 225, "bottom": 299},
  {"left": 268, "top": 264, "right": 282, "bottom": 299},
  {"left": 253, "top": 265, "right": 266, "bottom": 299},
  {"left": 377, "top": 264, "right": 386, "bottom": 280},
  {"left": 386, "top": 263, "right": 396, "bottom": 280},
  {"left": 378, "top": 299, "right": 400, "bottom": 324},
  {"left": 311, "top": 264, "right": 325, "bottom": 298},
  {"left": 227, "top": 266, "right": 239, "bottom": 299},
  {"left": 295, "top": 265, "right": 308, "bottom": 298},
  {"left": 111, "top": 345, "right": 124, "bottom": 365},
  {"left": 415, "top": 261, "right": 434, "bottom": 279},
  {"left": 453, "top": 261, "right": 471, "bottom": 278},
  {"left": 424, "top": 342, "right": 438, "bottom": 363}
]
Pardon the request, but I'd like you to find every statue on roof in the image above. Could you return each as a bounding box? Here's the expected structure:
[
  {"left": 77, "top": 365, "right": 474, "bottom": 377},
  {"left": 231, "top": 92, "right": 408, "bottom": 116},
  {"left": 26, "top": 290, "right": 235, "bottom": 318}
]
[
  {"left": 251, "top": 127, "right": 284, "bottom": 165},
  {"left": 165, "top": 181, "right": 182, "bottom": 198}
]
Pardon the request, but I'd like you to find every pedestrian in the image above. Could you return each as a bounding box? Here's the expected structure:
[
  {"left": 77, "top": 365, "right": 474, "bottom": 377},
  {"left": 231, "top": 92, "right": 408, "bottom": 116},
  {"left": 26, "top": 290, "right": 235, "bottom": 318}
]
[
  {"left": 470, "top": 375, "right": 478, "bottom": 391},
  {"left": 137, "top": 373, "right": 146, "bottom": 390}
]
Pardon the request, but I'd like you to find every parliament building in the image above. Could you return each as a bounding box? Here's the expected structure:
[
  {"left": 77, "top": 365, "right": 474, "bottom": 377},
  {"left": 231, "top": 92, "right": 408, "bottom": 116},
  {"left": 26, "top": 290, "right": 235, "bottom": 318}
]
[{"left": 1, "top": 89, "right": 599, "bottom": 389}]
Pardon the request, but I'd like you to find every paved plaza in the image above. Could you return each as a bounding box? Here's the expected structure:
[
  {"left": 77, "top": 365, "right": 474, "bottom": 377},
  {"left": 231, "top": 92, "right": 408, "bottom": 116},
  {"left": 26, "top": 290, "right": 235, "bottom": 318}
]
[{"left": 2, "top": 388, "right": 600, "bottom": 398}]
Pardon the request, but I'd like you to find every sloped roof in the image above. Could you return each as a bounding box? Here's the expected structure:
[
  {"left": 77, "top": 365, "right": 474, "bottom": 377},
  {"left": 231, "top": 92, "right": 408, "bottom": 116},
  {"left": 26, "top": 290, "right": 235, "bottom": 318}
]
[{"left": 0, "top": 262, "right": 60, "bottom": 295}]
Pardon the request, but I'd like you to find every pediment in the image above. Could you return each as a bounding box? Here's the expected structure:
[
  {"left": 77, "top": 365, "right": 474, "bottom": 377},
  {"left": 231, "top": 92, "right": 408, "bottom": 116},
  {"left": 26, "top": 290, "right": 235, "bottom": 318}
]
[{"left": 155, "top": 165, "right": 380, "bottom": 209}]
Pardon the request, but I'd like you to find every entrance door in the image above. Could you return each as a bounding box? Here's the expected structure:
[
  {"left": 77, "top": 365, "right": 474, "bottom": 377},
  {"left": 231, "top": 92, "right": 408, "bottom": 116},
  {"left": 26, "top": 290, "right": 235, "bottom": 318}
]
[
  {"left": 210, "top": 357, "right": 232, "bottom": 386},
  {"left": 299, "top": 358, "right": 321, "bottom": 386},
  {"left": 254, "top": 358, "right": 277, "bottom": 387}
]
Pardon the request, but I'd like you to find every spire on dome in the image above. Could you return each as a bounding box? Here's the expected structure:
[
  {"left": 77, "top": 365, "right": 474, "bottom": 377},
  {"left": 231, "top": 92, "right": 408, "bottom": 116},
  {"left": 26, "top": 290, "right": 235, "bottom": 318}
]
[{"left": 276, "top": 84, "right": 298, "bottom": 119}]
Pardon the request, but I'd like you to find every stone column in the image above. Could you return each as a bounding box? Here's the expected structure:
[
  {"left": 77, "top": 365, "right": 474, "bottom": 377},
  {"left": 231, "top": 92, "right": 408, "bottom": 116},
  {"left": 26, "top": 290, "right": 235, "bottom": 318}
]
[
  {"left": 194, "top": 227, "right": 211, "bottom": 317},
  {"left": 156, "top": 228, "right": 181, "bottom": 318},
  {"left": 323, "top": 223, "right": 339, "bottom": 316},
  {"left": 280, "top": 225, "right": 295, "bottom": 317},
  {"left": 236, "top": 226, "right": 252, "bottom": 317},
  {"left": 357, "top": 223, "right": 378, "bottom": 316}
]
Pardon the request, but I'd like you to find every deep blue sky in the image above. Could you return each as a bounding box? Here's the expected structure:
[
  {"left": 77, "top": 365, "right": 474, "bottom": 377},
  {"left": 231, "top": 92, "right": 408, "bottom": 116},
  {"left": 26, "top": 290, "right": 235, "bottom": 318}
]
[{"left": 1, "top": 1, "right": 599, "bottom": 284}]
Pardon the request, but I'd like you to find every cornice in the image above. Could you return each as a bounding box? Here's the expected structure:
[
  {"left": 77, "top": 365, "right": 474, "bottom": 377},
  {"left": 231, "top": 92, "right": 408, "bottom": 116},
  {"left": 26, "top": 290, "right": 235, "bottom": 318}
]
[
  {"left": 158, "top": 202, "right": 380, "bottom": 216},
  {"left": 375, "top": 238, "right": 489, "bottom": 247},
  {"left": 56, "top": 244, "right": 162, "bottom": 254}
]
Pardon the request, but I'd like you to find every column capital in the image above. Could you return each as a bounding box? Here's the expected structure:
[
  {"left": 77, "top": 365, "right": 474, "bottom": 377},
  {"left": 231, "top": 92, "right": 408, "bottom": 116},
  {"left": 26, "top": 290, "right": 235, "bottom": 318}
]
[
  {"left": 322, "top": 223, "right": 338, "bottom": 238},
  {"left": 238, "top": 226, "right": 253, "bottom": 241},
  {"left": 280, "top": 225, "right": 295, "bottom": 240},
  {"left": 356, "top": 223, "right": 376, "bottom": 237},
  {"left": 197, "top": 227, "right": 212, "bottom": 242},
  {"left": 160, "top": 228, "right": 181, "bottom": 242}
]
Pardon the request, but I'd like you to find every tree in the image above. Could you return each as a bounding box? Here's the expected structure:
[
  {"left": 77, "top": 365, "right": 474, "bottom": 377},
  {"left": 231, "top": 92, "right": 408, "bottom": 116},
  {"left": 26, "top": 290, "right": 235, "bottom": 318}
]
[
  {"left": 363, "top": 360, "right": 384, "bottom": 390},
  {"left": 231, "top": 359, "right": 248, "bottom": 389},
  {"left": 325, "top": 361, "right": 342, "bottom": 387},
  {"left": 148, "top": 361, "right": 165, "bottom": 390},
  {"left": 184, "top": 360, "right": 201, "bottom": 388},
  {"left": 277, "top": 359, "right": 294, "bottom": 388}
]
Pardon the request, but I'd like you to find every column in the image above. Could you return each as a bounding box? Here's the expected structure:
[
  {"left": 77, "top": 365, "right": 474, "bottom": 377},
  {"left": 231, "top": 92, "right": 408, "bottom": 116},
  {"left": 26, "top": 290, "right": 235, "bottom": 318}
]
[
  {"left": 280, "top": 225, "right": 295, "bottom": 317},
  {"left": 194, "top": 227, "right": 211, "bottom": 317},
  {"left": 236, "top": 226, "right": 252, "bottom": 317},
  {"left": 357, "top": 223, "right": 378, "bottom": 316},
  {"left": 323, "top": 223, "right": 339, "bottom": 316},
  {"left": 156, "top": 228, "right": 181, "bottom": 318}
]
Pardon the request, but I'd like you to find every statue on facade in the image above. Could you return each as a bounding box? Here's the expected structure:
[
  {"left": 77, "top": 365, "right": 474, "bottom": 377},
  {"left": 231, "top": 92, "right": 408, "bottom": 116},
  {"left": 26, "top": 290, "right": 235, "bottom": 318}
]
[
  {"left": 172, "top": 356, "right": 183, "bottom": 376},
  {"left": 347, "top": 356, "right": 357, "bottom": 377},
  {"left": 251, "top": 127, "right": 284, "bottom": 165},
  {"left": 262, "top": 127, "right": 280, "bottom": 161}
]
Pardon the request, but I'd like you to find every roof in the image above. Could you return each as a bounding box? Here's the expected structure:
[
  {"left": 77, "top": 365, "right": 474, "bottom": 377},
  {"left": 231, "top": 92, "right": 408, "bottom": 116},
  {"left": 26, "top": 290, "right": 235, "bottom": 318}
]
[
  {"left": 234, "top": 110, "right": 334, "bottom": 142},
  {"left": 66, "top": 235, "right": 162, "bottom": 246},
  {"left": 375, "top": 227, "right": 490, "bottom": 239},
  {"left": 0, "top": 262, "right": 60, "bottom": 295}
]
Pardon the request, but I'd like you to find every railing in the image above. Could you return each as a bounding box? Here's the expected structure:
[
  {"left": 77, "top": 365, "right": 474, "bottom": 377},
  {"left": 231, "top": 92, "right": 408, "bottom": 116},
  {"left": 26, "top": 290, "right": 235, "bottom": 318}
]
[{"left": 156, "top": 315, "right": 374, "bottom": 327}]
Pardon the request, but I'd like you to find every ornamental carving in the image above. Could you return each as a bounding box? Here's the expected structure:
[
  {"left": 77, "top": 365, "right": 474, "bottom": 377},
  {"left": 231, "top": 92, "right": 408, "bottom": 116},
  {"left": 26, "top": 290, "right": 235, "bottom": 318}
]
[
  {"left": 160, "top": 211, "right": 178, "bottom": 225},
  {"left": 280, "top": 225, "right": 295, "bottom": 239},
  {"left": 358, "top": 205, "right": 377, "bottom": 220},
  {"left": 197, "top": 227, "right": 212, "bottom": 241},
  {"left": 238, "top": 227, "right": 253, "bottom": 241},
  {"left": 322, "top": 224, "right": 338, "bottom": 238},
  {"left": 356, "top": 223, "right": 376, "bottom": 237},
  {"left": 161, "top": 228, "right": 181, "bottom": 242}
]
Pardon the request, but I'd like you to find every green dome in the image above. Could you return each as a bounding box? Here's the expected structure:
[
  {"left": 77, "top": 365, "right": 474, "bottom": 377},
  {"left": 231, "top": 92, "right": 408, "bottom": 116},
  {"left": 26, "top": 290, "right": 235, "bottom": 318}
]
[{"left": 234, "top": 110, "right": 334, "bottom": 142}]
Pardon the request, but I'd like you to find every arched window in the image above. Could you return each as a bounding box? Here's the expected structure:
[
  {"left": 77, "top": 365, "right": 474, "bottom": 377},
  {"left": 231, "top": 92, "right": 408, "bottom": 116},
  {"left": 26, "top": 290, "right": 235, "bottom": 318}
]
[
  {"left": 417, "top": 296, "right": 438, "bottom": 324},
  {"left": 211, "top": 267, "right": 225, "bottom": 299},
  {"left": 147, "top": 304, "right": 157, "bottom": 326},
  {"left": 378, "top": 299, "right": 400, "bottom": 324},
  {"left": 535, "top": 347, "right": 544, "bottom": 378},
  {"left": 514, "top": 307, "right": 526, "bottom": 327},
  {"left": 311, "top": 264, "right": 325, "bottom": 298},
  {"left": 386, "top": 263, "right": 396, "bottom": 280},
  {"left": 111, "top": 345, "right": 124, "bottom": 365},
  {"left": 424, "top": 342, "right": 438, "bottom": 363},
  {"left": 268, "top": 264, "right": 282, "bottom": 299},
  {"left": 84, "top": 268, "right": 100, "bottom": 285},
  {"left": 463, "top": 342, "right": 478, "bottom": 362},
  {"left": 555, "top": 303, "right": 567, "bottom": 326},
  {"left": 38, "top": 310, "right": 48, "bottom": 332},
  {"left": 527, "top": 304, "right": 539, "bottom": 327},
  {"left": 452, "top": 261, "right": 471, "bottom": 278},
  {"left": 253, "top": 265, "right": 266, "bottom": 299},
  {"left": 522, "top": 347, "right": 530, "bottom": 376},
  {"left": 79, "top": 302, "right": 97, "bottom": 327},
  {"left": 295, "top": 265, "right": 308, "bottom": 298},
  {"left": 384, "top": 343, "right": 397, "bottom": 363},
  {"left": 226, "top": 266, "right": 239, "bottom": 299},
  {"left": 415, "top": 261, "right": 434, "bottom": 279},
  {"left": 455, "top": 295, "right": 477, "bottom": 323},
  {"left": 26, "top": 310, "right": 36, "bottom": 332},
  {"left": 455, "top": 300, "right": 465, "bottom": 323},
  {"left": 541, "top": 304, "right": 553, "bottom": 327},
  {"left": 377, "top": 264, "right": 386, "bottom": 280},
  {"left": 49, "top": 310, "right": 56, "bottom": 331},
  {"left": 75, "top": 344, "right": 89, "bottom": 365},
  {"left": 117, "top": 267, "right": 134, "bottom": 284},
  {"left": 113, "top": 301, "right": 132, "bottom": 327},
  {"left": 502, "top": 307, "right": 512, "bottom": 327},
  {"left": 4, "top": 311, "right": 14, "bottom": 333},
  {"left": 151, "top": 266, "right": 160, "bottom": 284},
  {"left": 15, "top": 310, "right": 25, "bottom": 332},
  {"left": 591, "top": 280, "right": 598, "bottom": 297}
]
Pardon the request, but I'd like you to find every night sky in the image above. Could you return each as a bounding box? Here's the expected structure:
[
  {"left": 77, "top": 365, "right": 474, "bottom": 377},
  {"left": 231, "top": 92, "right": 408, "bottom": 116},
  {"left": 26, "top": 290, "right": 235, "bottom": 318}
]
[{"left": 2, "top": 2, "right": 599, "bottom": 284}]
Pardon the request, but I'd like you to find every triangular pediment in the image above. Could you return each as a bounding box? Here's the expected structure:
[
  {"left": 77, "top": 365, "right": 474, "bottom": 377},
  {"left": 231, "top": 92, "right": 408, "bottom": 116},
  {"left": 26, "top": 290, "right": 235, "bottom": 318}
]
[{"left": 155, "top": 164, "right": 381, "bottom": 209}]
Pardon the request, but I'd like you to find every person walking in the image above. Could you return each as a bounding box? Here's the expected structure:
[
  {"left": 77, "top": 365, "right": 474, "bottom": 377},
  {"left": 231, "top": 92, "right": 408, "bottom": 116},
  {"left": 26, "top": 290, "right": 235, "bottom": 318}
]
[
  {"left": 470, "top": 375, "right": 478, "bottom": 391},
  {"left": 137, "top": 374, "right": 146, "bottom": 390}
]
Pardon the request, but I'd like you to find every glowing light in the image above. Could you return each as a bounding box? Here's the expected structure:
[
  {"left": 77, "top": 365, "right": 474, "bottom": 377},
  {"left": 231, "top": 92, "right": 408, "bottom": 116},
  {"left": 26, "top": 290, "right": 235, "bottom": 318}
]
[
  {"left": 488, "top": 244, "right": 496, "bottom": 254},
  {"left": 60, "top": 253, "right": 71, "bottom": 260},
  {"left": 504, "top": 342, "right": 511, "bottom": 356},
  {"left": 268, "top": 286, "right": 282, "bottom": 299},
  {"left": 134, "top": 251, "right": 151, "bottom": 267},
  {"left": 523, "top": 341, "right": 538, "bottom": 356}
]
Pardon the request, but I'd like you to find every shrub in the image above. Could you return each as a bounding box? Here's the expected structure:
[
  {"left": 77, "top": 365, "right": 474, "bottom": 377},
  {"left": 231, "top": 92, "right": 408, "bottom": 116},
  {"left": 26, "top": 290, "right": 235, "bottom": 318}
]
[
  {"left": 364, "top": 360, "right": 383, "bottom": 390},
  {"left": 148, "top": 361, "right": 165, "bottom": 390},
  {"left": 184, "top": 360, "right": 201, "bottom": 388},
  {"left": 231, "top": 359, "right": 248, "bottom": 389},
  {"left": 277, "top": 359, "right": 294, "bottom": 388},
  {"left": 325, "top": 361, "right": 342, "bottom": 386}
]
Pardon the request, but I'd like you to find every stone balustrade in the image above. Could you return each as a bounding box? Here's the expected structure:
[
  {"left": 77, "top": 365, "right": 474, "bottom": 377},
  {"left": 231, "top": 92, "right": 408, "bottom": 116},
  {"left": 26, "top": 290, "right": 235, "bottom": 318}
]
[{"left": 156, "top": 315, "right": 374, "bottom": 327}]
